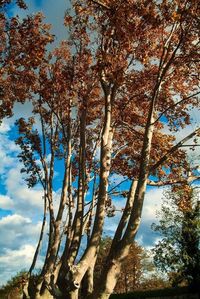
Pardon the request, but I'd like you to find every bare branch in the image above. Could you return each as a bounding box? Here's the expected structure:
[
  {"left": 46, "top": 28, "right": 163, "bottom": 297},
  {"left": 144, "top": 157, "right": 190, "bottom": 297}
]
[
  {"left": 89, "top": 0, "right": 110, "bottom": 9},
  {"left": 147, "top": 175, "right": 200, "bottom": 186},
  {"left": 151, "top": 128, "right": 200, "bottom": 172},
  {"left": 153, "top": 91, "right": 200, "bottom": 125},
  {"left": 108, "top": 178, "right": 129, "bottom": 195}
]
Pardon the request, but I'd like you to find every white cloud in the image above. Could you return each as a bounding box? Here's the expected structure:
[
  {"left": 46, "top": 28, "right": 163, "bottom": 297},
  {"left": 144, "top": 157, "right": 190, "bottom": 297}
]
[
  {"left": 0, "top": 213, "right": 44, "bottom": 264},
  {"left": 0, "top": 120, "right": 11, "bottom": 134},
  {"left": 136, "top": 187, "right": 166, "bottom": 247},
  {"left": 0, "top": 133, "right": 19, "bottom": 175},
  {"left": 4, "top": 164, "right": 44, "bottom": 215},
  {"left": 0, "top": 128, "right": 44, "bottom": 215},
  {"left": 0, "top": 153, "right": 44, "bottom": 216},
  {"left": 0, "top": 213, "right": 46, "bottom": 286},
  {"left": 0, "top": 244, "right": 35, "bottom": 265},
  {"left": 0, "top": 195, "right": 14, "bottom": 210},
  {"left": 0, "top": 214, "right": 34, "bottom": 250},
  {"left": 141, "top": 187, "right": 165, "bottom": 223},
  {"left": 0, "top": 244, "right": 43, "bottom": 286},
  {"left": 0, "top": 214, "right": 31, "bottom": 227}
]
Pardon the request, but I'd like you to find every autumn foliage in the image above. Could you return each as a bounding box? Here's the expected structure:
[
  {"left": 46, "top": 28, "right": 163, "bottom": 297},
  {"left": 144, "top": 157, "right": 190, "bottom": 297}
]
[
  {"left": 0, "top": 0, "right": 53, "bottom": 121},
  {"left": 0, "top": 0, "right": 199, "bottom": 298}
]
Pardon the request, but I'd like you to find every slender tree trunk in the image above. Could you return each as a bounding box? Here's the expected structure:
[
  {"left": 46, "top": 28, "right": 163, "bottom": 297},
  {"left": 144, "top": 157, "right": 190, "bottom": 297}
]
[
  {"left": 82, "top": 259, "right": 96, "bottom": 298},
  {"left": 29, "top": 194, "right": 47, "bottom": 275},
  {"left": 67, "top": 104, "right": 87, "bottom": 266},
  {"left": 68, "top": 289, "right": 79, "bottom": 299},
  {"left": 91, "top": 73, "right": 158, "bottom": 298},
  {"left": 62, "top": 84, "right": 115, "bottom": 293}
]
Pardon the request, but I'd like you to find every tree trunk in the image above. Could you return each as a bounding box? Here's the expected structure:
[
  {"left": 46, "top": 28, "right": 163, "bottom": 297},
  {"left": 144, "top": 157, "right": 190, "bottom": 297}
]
[
  {"left": 36, "top": 288, "right": 53, "bottom": 299},
  {"left": 68, "top": 289, "right": 79, "bottom": 299},
  {"left": 89, "top": 291, "right": 111, "bottom": 299},
  {"left": 65, "top": 85, "right": 115, "bottom": 289},
  {"left": 82, "top": 262, "right": 95, "bottom": 298},
  {"left": 91, "top": 72, "right": 158, "bottom": 298}
]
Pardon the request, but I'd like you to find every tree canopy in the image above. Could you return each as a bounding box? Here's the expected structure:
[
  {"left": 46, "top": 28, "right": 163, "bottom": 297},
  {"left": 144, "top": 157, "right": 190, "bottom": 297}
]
[
  {"left": 0, "top": 0, "right": 199, "bottom": 298},
  {"left": 152, "top": 184, "right": 200, "bottom": 290}
]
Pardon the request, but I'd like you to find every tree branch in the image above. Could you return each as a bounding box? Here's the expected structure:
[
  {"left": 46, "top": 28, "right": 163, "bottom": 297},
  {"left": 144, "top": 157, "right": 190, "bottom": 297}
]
[
  {"left": 153, "top": 91, "right": 200, "bottom": 125},
  {"left": 89, "top": 0, "right": 110, "bottom": 9},
  {"left": 147, "top": 175, "right": 200, "bottom": 186},
  {"left": 151, "top": 128, "right": 200, "bottom": 172}
]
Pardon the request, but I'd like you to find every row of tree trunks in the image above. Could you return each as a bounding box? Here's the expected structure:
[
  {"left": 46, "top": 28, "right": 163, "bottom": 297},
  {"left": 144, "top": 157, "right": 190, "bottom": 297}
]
[{"left": 65, "top": 82, "right": 116, "bottom": 299}]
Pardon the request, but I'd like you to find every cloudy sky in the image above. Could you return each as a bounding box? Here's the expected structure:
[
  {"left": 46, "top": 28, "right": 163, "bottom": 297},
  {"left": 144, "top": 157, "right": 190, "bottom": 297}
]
[{"left": 0, "top": 0, "right": 199, "bottom": 286}]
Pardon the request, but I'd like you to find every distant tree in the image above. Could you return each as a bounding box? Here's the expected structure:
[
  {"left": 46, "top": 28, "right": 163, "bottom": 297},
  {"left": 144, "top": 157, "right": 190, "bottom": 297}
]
[
  {"left": 94, "top": 237, "right": 168, "bottom": 294},
  {"left": 152, "top": 184, "right": 200, "bottom": 290},
  {"left": 114, "top": 241, "right": 145, "bottom": 293},
  {"left": 140, "top": 274, "right": 170, "bottom": 291},
  {"left": 0, "top": 271, "right": 27, "bottom": 299}
]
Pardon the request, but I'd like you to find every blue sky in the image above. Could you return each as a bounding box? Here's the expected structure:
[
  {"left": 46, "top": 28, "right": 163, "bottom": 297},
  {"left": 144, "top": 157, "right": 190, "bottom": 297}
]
[{"left": 0, "top": 0, "right": 200, "bottom": 286}]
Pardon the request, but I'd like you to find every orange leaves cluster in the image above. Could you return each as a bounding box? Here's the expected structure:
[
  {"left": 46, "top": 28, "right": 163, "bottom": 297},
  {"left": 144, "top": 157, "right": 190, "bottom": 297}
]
[
  {"left": 172, "top": 184, "right": 194, "bottom": 212},
  {"left": 0, "top": 6, "right": 53, "bottom": 122}
]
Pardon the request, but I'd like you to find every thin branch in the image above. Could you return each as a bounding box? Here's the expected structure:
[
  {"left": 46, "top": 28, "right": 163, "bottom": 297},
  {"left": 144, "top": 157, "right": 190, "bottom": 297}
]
[
  {"left": 147, "top": 175, "right": 200, "bottom": 186},
  {"left": 89, "top": 0, "right": 110, "bottom": 9},
  {"left": 151, "top": 127, "right": 200, "bottom": 172},
  {"left": 29, "top": 194, "right": 47, "bottom": 275},
  {"left": 153, "top": 91, "right": 200, "bottom": 125},
  {"left": 112, "top": 143, "right": 128, "bottom": 159},
  {"left": 108, "top": 178, "right": 129, "bottom": 195},
  {"left": 120, "top": 121, "right": 144, "bottom": 136},
  {"left": 180, "top": 144, "right": 200, "bottom": 147}
]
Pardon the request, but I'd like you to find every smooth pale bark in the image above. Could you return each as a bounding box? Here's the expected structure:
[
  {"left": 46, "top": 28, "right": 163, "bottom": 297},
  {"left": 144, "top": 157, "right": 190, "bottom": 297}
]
[
  {"left": 90, "top": 118, "right": 155, "bottom": 298},
  {"left": 27, "top": 117, "right": 72, "bottom": 298},
  {"left": 67, "top": 105, "right": 86, "bottom": 266},
  {"left": 110, "top": 180, "right": 137, "bottom": 251},
  {"left": 23, "top": 197, "right": 47, "bottom": 299},
  {"left": 82, "top": 258, "right": 96, "bottom": 298},
  {"left": 57, "top": 107, "right": 87, "bottom": 297},
  {"left": 67, "top": 84, "right": 115, "bottom": 292},
  {"left": 91, "top": 59, "right": 161, "bottom": 297},
  {"left": 90, "top": 23, "right": 185, "bottom": 297},
  {"left": 84, "top": 265, "right": 94, "bottom": 295},
  {"left": 68, "top": 289, "right": 79, "bottom": 299},
  {"left": 29, "top": 195, "right": 47, "bottom": 275}
]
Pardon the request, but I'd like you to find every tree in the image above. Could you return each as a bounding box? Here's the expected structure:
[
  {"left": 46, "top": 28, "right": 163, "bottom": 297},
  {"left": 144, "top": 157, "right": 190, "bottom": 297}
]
[
  {"left": 0, "top": 271, "right": 27, "bottom": 299},
  {"left": 5, "top": 0, "right": 200, "bottom": 298},
  {"left": 114, "top": 241, "right": 144, "bottom": 293},
  {"left": 94, "top": 237, "right": 146, "bottom": 294},
  {"left": 152, "top": 184, "right": 200, "bottom": 290},
  {"left": 92, "top": 236, "right": 167, "bottom": 294},
  {"left": 0, "top": 0, "right": 53, "bottom": 123}
]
